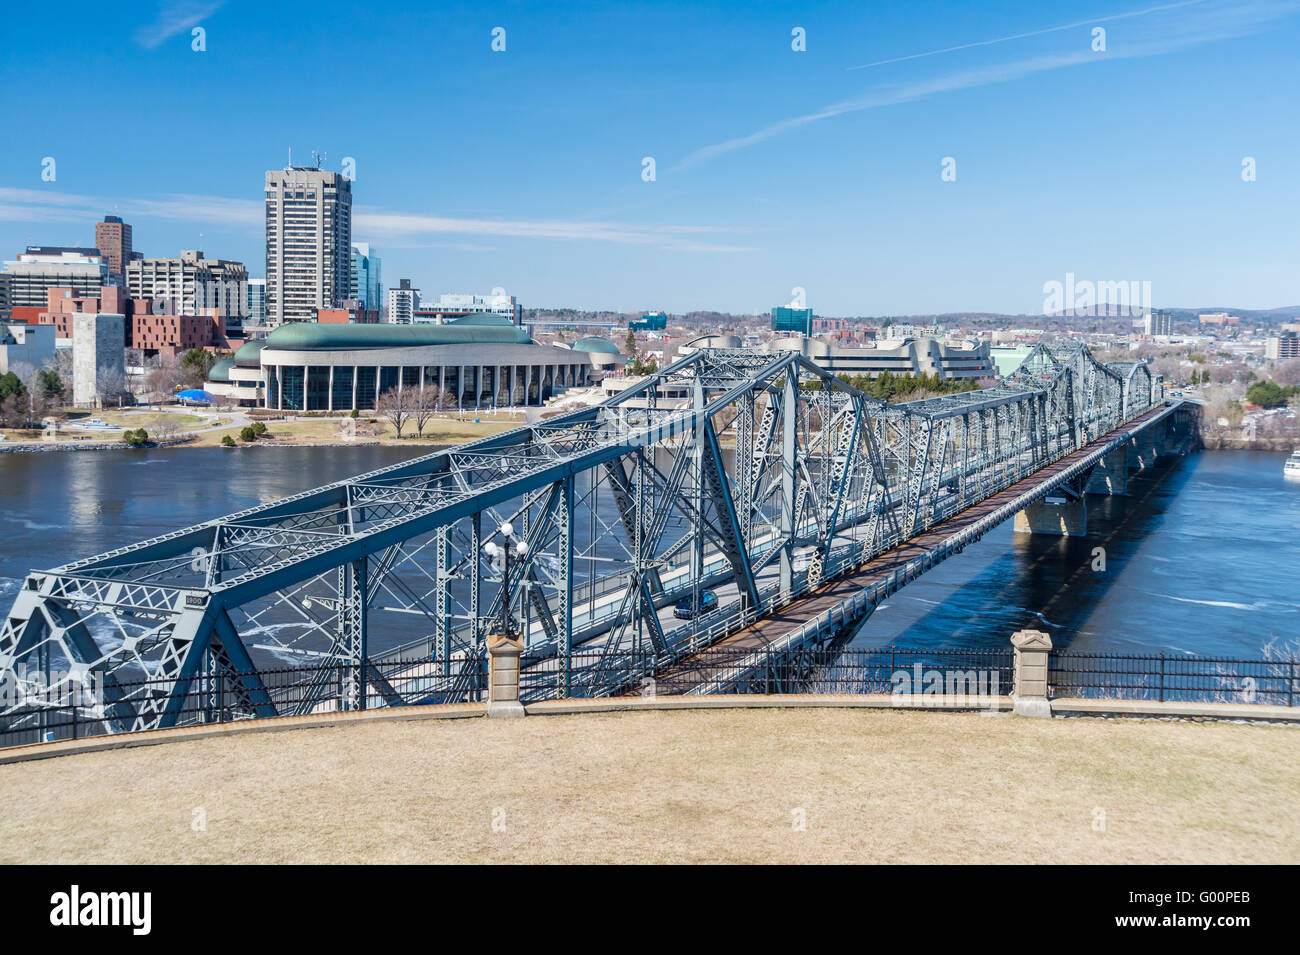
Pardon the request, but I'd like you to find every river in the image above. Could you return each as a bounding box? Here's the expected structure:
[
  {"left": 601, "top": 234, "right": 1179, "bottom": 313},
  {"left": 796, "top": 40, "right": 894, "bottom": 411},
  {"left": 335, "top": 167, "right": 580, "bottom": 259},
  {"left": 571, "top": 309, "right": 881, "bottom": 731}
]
[{"left": 0, "top": 446, "right": 1294, "bottom": 659}]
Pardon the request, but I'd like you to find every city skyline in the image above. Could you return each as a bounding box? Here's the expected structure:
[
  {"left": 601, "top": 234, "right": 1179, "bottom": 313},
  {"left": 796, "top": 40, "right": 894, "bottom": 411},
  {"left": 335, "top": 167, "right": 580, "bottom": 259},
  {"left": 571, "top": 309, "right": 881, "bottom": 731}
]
[{"left": 2, "top": 0, "right": 1299, "bottom": 315}]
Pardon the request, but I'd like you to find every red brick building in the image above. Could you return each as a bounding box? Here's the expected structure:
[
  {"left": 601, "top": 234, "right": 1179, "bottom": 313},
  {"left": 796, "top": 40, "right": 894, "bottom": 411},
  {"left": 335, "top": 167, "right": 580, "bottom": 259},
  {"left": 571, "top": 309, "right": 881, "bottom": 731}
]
[{"left": 36, "top": 286, "right": 226, "bottom": 355}]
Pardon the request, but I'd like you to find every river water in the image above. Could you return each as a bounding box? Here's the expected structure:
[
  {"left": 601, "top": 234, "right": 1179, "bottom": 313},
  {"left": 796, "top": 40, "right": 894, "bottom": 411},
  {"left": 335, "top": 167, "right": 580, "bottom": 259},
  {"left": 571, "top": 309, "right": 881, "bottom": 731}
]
[{"left": 0, "top": 446, "right": 1295, "bottom": 659}]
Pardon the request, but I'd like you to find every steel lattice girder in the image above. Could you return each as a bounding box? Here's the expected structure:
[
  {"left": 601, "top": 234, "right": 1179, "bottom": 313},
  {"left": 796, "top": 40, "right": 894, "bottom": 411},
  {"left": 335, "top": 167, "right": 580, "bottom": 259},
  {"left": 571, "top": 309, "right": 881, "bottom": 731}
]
[{"left": 0, "top": 343, "right": 1162, "bottom": 732}]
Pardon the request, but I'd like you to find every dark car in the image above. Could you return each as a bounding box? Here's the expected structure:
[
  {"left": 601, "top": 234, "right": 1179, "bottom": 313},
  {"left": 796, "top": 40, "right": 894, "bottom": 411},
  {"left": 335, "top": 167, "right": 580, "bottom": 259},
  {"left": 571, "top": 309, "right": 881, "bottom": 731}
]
[{"left": 673, "top": 589, "right": 718, "bottom": 619}]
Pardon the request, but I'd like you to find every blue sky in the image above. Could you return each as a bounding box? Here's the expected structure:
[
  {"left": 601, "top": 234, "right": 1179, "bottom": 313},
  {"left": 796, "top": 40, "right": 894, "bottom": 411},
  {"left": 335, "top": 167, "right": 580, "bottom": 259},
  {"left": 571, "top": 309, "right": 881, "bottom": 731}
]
[{"left": 1, "top": 0, "right": 1298, "bottom": 315}]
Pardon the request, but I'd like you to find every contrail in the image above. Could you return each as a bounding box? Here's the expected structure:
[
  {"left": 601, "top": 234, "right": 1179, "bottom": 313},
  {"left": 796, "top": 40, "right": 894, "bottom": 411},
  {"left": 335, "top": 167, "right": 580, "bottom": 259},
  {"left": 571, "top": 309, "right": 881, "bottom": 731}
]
[{"left": 846, "top": 0, "right": 1208, "bottom": 70}]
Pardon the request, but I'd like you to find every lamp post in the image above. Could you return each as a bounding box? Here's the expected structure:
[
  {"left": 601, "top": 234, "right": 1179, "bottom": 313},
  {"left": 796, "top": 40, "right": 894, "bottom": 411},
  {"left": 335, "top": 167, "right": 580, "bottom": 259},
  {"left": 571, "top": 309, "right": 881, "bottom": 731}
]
[{"left": 484, "top": 521, "right": 529, "bottom": 638}]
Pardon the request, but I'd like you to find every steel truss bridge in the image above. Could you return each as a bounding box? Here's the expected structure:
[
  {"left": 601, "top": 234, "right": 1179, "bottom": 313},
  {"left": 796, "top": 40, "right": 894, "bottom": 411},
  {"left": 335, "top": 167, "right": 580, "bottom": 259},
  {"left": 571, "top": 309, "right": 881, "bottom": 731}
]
[{"left": 0, "top": 342, "right": 1173, "bottom": 736}]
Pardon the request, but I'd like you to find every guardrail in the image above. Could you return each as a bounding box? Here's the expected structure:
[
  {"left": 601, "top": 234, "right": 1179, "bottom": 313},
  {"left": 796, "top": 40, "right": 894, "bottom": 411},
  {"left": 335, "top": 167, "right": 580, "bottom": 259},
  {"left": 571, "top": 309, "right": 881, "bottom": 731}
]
[{"left": 1050, "top": 652, "right": 1298, "bottom": 707}]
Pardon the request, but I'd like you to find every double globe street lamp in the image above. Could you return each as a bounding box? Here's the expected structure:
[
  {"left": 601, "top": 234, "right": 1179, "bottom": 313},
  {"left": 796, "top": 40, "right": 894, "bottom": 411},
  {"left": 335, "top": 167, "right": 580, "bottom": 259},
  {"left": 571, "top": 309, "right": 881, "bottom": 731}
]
[{"left": 483, "top": 521, "right": 529, "bottom": 638}]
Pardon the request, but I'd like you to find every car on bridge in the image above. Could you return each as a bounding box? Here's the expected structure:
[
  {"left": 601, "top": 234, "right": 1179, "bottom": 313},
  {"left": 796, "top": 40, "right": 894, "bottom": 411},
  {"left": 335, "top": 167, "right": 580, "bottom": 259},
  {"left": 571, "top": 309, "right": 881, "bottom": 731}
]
[{"left": 673, "top": 590, "right": 718, "bottom": 619}]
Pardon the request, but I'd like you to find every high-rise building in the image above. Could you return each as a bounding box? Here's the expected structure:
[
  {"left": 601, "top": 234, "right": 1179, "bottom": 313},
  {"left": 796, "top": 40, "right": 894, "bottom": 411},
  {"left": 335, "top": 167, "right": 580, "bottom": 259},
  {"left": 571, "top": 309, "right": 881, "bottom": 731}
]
[
  {"left": 0, "top": 273, "right": 10, "bottom": 323},
  {"left": 350, "top": 243, "right": 382, "bottom": 312},
  {"left": 1143, "top": 309, "right": 1174, "bottom": 337},
  {"left": 1265, "top": 332, "right": 1300, "bottom": 360},
  {"left": 771, "top": 305, "right": 813, "bottom": 336},
  {"left": 246, "top": 278, "right": 266, "bottom": 327},
  {"left": 94, "top": 215, "right": 133, "bottom": 284},
  {"left": 2, "top": 250, "right": 111, "bottom": 307},
  {"left": 388, "top": 279, "right": 420, "bottom": 324},
  {"left": 126, "top": 250, "right": 248, "bottom": 330},
  {"left": 264, "top": 165, "right": 353, "bottom": 326}
]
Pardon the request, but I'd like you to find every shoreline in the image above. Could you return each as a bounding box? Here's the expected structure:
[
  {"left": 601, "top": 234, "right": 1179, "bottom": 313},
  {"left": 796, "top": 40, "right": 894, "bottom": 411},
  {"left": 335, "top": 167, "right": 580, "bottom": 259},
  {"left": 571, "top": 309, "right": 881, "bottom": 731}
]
[
  {"left": 3, "top": 435, "right": 1293, "bottom": 455},
  {"left": 0, "top": 438, "right": 442, "bottom": 454}
]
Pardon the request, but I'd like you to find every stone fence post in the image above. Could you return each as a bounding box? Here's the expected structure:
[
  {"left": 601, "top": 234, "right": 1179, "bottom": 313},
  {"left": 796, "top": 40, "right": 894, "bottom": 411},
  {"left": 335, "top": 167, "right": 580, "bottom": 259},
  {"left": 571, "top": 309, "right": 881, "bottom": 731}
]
[
  {"left": 486, "top": 631, "right": 526, "bottom": 718},
  {"left": 1011, "top": 629, "right": 1052, "bottom": 718}
]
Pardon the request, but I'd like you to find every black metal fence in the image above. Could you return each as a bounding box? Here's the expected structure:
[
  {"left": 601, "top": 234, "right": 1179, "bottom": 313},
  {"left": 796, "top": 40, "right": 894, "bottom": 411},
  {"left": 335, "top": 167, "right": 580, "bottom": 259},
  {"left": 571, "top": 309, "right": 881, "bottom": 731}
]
[
  {"left": 520, "top": 646, "right": 1015, "bottom": 701},
  {"left": 1049, "top": 652, "right": 1299, "bottom": 707},
  {"left": 0, "top": 658, "right": 486, "bottom": 750},
  {"left": 3, "top": 645, "right": 1296, "bottom": 751}
]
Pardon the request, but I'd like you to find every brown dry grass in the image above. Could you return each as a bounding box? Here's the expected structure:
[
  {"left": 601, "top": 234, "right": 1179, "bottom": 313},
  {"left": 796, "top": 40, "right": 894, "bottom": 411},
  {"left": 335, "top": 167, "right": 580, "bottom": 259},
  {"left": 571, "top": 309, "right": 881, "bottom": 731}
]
[
  {"left": 189, "top": 414, "right": 521, "bottom": 448},
  {"left": 2, "top": 709, "right": 1297, "bottom": 864}
]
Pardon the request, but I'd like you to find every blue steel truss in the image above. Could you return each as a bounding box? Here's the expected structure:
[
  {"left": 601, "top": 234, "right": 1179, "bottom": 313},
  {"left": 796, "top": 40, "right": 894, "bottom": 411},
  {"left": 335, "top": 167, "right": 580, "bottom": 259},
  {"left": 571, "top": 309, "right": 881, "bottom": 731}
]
[{"left": 0, "top": 343, "right": 1162, "bottom": 733}]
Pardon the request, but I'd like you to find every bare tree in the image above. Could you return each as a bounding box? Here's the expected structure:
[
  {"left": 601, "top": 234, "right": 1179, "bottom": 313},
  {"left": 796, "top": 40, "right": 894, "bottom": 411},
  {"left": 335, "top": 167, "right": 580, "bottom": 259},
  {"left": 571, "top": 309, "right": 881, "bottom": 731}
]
[
  {"left": 124, "top": 348, "right": 146, "bottom": 394},
  {"left": 1274, "top": 358, "right": 1300, "bottom": 388},
  {"left": 96, "top": 364, "right": 128, "bottom": 409},
  {"left": 376, "top": 387, "right": 412, "bottom": 439},
  {"left": 145, "top": 355, "right": 184, "bottom": 407},
  {"left": 412, "top": 385, "right": 450, "bottom": 438},
  {"left": 52, "top": 349, "right": 75, "bottom": 401}
]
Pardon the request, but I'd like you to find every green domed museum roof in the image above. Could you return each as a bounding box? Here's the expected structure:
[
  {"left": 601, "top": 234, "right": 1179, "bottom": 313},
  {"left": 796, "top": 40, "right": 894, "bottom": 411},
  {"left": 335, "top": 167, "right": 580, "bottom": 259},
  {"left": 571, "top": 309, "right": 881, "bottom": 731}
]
[
  {"left": 569, "top": 336, "right": 620, "bottom": 354},
  {"left": 262, "top": 316, "right": 533, "bottom": 351},
  {"left": 233, "top": 340, "right": 265, "bottom": 367},
  {"left": 207, "top": 358, "right": 235, "bottom": 382}
]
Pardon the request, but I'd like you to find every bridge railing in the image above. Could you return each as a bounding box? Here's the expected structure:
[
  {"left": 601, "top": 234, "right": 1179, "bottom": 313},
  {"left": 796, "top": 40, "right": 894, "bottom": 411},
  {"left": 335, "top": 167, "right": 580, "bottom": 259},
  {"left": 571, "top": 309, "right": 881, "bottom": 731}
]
[
  {"left": 3, "top": 643, "right": 1296, "bottom": 750},
  {"left": 1049, "top": 651, "right": 1298, "bottom": 707},
  {"left": 0, "top": 657, "right": 488, "bottom": 749}
]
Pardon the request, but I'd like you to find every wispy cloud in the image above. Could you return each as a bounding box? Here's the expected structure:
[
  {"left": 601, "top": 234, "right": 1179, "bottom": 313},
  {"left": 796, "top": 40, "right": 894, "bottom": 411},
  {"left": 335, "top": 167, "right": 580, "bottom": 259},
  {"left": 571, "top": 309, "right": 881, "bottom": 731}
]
[
  {"left": 0, "top": 188, "right": 754, "bottom": 253},
  {"left": 677, "top": 0, "right": 1300, "bottom": 171},
  {"left": 134, "top": 1, "right": 225, "bottom": 50},
  {"left": 846, "top": 0, "right": 1209, "bottom": 70}
]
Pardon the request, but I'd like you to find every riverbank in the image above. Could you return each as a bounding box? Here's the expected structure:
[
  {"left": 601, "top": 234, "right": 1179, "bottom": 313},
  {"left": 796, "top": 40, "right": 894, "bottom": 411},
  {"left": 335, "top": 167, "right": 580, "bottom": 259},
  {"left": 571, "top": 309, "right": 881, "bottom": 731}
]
[
  {"left": 0, "top": 410, "right": 526, "bottom": 451},
  {"left": 1201, "top": 435, "right": 1298, "bottom": 451},
  {"left": 1, "top": 707, "right": 1294, "bottom": 863}
]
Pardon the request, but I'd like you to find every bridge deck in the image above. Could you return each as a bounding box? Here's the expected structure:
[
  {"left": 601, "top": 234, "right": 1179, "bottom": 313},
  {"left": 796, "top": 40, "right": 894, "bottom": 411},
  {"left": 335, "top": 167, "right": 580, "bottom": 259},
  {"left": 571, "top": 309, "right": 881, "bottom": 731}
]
[{"left": 655, "top": 403, "right": 1180, "bottom": 692}]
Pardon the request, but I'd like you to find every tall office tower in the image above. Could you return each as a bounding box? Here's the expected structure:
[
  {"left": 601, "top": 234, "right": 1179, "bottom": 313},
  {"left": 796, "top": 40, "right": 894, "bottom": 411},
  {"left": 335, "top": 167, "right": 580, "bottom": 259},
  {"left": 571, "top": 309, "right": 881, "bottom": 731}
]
[
  {"left": 387, "top": 278, "right": 420, "bottom": 324},
  {"left": 246, "top": 278, "right": 266, "bottom": 326},
  {"left": 350, "top": 242, "right": 382, "bottom": 312},
  {"left": 0, "top": 273, "right": 10, "bottom": 323},
  {"left": 264, "top": 165, "right": 353, "bottom": 326},
  {"left": 94, "top": 215, "right": 133, "bottom": 284}
]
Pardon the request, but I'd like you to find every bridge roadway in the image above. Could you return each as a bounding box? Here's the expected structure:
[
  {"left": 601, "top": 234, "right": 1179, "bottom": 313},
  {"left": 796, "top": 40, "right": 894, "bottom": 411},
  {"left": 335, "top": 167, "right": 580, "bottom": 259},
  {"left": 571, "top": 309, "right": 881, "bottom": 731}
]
[{"left": 650, "top": 401, "right": 1183, "bottom": 694}]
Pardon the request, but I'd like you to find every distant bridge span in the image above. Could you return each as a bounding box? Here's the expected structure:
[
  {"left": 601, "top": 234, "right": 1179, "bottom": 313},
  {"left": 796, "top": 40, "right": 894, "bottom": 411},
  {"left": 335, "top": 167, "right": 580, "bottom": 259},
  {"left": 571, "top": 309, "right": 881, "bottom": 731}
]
[
  {"left": 0, "top": 342, "right": 1194, "bottom": 736},
  {"left": 643, "top": 400, "right": 1194, "bottom": 696}
]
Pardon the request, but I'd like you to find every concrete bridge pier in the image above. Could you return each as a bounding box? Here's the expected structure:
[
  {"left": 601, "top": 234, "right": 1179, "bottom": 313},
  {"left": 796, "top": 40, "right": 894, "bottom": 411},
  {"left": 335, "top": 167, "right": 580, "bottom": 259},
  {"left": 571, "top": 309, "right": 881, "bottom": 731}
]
[
  {"left": 1013, "top": 496, "right": 1087, "bottom": 536},
  {"left": 1127, "top": 430, "right": 1158, "bottom": 470},
  {"left": 1085, "top": 448, "right": 1128, "bottom": 496}
]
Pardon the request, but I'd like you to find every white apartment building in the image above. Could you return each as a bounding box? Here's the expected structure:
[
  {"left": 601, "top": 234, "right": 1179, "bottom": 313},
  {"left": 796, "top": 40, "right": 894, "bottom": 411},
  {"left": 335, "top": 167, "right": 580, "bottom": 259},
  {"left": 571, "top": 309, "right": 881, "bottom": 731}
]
[
  {"left": 387, "top": 280, "right": 421, "bottom": 324},
  {"left": 264, "top": 166, "right": 353, "bottom": 326}
]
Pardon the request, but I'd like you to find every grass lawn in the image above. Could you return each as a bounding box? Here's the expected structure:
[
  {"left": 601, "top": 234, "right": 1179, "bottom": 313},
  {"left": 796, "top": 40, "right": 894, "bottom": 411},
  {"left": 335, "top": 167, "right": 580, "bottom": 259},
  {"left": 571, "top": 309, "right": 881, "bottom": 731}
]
[{"left": 2, "top": 708, "right": 1296, "bottom": 864}]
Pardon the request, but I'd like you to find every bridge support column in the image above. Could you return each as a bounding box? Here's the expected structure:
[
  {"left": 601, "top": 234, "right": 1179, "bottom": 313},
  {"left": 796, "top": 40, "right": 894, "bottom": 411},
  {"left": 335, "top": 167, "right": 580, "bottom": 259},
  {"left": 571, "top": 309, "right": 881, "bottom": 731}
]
[
  {"left": 486, "top": 631, "right": 525, "bottom": 718},
  {"left": 1011, "top": 629, "right": 1052, "bottom": 718},
  {"left": 1127, "top": 431, "right": 1156, "bottom": 470},
  {"left": 1013, "top": 497, "right": 1086, "bottom": 536},
  {"left": 1085, "top": 449, "right": 1127, "bottom": 496}
]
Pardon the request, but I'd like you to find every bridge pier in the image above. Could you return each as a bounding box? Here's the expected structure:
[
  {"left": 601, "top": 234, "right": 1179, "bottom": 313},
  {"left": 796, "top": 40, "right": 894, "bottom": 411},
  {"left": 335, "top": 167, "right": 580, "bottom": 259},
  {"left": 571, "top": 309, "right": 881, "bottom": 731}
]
[
  {"left": 1013, "top": 496, "right": 1087, "bottom": 536},
  {"left": 1127, "top": 430, "right": 1157, "bottom": 470},
  {"left": 1085, "top": 449, "right": 1128, "bottom": 496}
]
